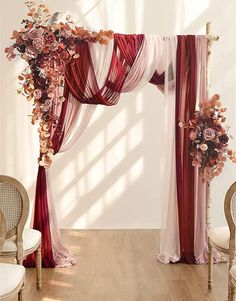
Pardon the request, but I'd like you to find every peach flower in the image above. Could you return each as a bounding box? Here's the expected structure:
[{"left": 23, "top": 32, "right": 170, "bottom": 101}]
[{"left": 199, "top": 144, "right": 208, "bottom": 151}]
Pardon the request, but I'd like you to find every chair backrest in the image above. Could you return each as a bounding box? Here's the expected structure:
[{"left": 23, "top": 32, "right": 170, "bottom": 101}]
[
  {"left": 224, "top": 182, "right": 236, "bottom": 251},
  {"left": 0, "top": 175, "right": 29, "bottom": 260},
  {"left": 0, "top": 209, "right": 7, "bottom": 254}
]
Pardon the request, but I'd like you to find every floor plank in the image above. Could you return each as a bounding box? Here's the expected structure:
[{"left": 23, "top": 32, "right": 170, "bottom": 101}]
[{"left": 6, "top": 230, "right": 228, "bottom": 301}]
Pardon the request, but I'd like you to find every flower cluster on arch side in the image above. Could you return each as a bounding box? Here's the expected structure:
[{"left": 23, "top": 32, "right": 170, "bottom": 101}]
[
  {"left": 5, "top": 1, "right": 113, "bottom": 168},
  {"left": 179, "top": 94, "right": 236, "bottom": 182}
]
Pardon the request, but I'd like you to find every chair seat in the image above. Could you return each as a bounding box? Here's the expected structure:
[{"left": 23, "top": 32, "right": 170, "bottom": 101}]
[
  {"left": 0, "top": 263, "right": 25, "bottom": 297},
  {"left": 230, "top": 265, "right": 236, "bottom": 281},
  {"left": 208, "top": 226, "right": 229, "bottom": 250},
  {"left": 2, "top": 229, "right": 41, "bottom": 254}
]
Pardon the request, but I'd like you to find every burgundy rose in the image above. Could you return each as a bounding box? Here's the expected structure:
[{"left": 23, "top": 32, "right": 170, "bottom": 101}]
[
  {"left": 17, "top": 44, "right": 26, "bottom": 53},
  {"left": 203, "top": 128, "right": 215, "bottom": 140},
  {"left": 34, "top": 77, "right": 47, "bottom": 89},
  {"left": 206, "top": 140, "right": 217, "bottom": 149},
  {"left": 58, "top": 48, "right": 69, "bottom": 61},
  {"left": 210, "top": 150, "right": 219, "bottom": 160},
  {"left": 45, "top": 33, "right": 56, "bottom": 43},
  {"left": 33, "top": 37, "right": 45, "bottom": 52},
  {"left": 219, "top": 134, "right": 229, "bottom": 144},
  {"left": 66, "top": 37, "right": 76, "bottom": 49}
]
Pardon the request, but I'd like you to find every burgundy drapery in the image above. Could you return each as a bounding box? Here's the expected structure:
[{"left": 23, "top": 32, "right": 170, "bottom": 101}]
[
  {"left": 65, "top": 34, "right": 165, "bottom": 106},
  {"left": 175, "top": 35, "right": 197, "bottom": 263},
  {"left": 24, "top": 167, "right": 56, "bottom": 267},
  {"left": 28, "top": 34, "right": 202, "bottom": 267},
  {"left": 25, "top": 93, "right": 70, "bottom": 267}
]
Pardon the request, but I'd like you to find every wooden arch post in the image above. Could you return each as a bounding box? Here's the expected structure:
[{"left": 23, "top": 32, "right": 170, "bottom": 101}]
[{"left": 206, "top": 21, "right": 219, "bottom": 289}]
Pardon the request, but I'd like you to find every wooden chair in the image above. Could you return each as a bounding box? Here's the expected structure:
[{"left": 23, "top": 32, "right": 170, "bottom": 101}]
[
  {"left": 0, "top": 175, "right": 42, "bottom": 290},
  {"left": 0, "top": 209, "right": 25, "bottom": 300},
  {"left": 208, "top": 181, "right": 236, "bottom": 301}
]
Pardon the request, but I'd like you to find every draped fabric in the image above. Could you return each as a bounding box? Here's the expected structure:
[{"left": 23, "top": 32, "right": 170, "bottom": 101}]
[
  {"left": 24, "top": 166, "right": 56, "bottom": 267},
  {"left": 156, "top": 37, "right": 180, "bottom": 264},
  {"left": 175, "top": 35, "right": 197, "bottom": 263},
  {"left": 27, "top": 33, "right": 208, "bottom": 267}
]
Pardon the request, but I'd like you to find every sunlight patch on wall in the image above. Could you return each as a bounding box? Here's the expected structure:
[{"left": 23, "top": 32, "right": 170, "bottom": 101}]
[
  {"left": 60, "top": 191, "right": 78, "bottom": 219},
  {"left": 85, "top": 128, "right": 105, "bottom": 165},
  {"left": 89, "top": 105, "right": 105, "bottom": 125},
  {"left": 129, "top": 157, "right": 144, "bottom": 183},
  {"left": 104, "top": 175, "right": 126, "bottom": 207},
  {"left": 106, "top": 108, "right": 127, "bottom": 144},
  {"left": 105, "top": 136, "right": 127, "bottom": 174},
  {"left": 105, "top": 0, "right": 126, "bottom": 33},
  {"left": 134, "top": 0, "right": 144, "bottom": 33},
  {"left": 136, "top": 92, "right": 144, "bottom": 115},
  {"left": 127, "top": 119, "right": 143, "bottom": 152},
  {"left": 72, "top": 211, "right": 88, "bottom": 228},
  {"left": 87, "top": 197, "right": 104, "bottom": 224},
  {"left": 183, "top": 0, "right": 209, "bottom": 31},
  {"left": 87, "top": 158, "right": 105, "bottom": 191},
  {"left": 56, "top": 160, "right": 76, "bottom": 192}
]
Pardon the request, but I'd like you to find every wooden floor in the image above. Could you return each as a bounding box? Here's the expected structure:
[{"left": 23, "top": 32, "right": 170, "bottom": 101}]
[{"left": 8, "top": 230, "right": 228, "bottom": 301}]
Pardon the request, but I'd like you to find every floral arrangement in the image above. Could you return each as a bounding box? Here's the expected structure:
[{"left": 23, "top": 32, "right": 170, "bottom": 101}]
[
  {"left": 179, "top": 94, "right": 236, "bottom": 182},
  {"left": 5, "top": 1, "right": 113, "bottom": 168}
]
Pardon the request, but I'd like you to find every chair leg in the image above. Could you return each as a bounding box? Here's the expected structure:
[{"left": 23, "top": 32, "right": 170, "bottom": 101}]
[
  {"left": 35, "top": 244, "right": 42, "bottom": 290},
  {"left": 18, "top": 283, "right": 24, "bottom": 301},
  {"left": 228, "top": 256, "right": 235, "bottom": 301},
  {"left": 232, "top": 284, "right": 236, "bottom": 301},
  {"left": 208, "top": 240, "right": 213, "bottom": 289}
]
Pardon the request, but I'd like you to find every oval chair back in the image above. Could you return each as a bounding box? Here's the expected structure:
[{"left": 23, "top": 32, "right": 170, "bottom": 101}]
[
  {"left": 0, "top": 175, "right": 29, "bottom": 262},
  {"left": 224, "top": 181, "right": 236, "bottom": 253},
  {"left": 0, "top": 210, "right": 7, "bottom": 253}
]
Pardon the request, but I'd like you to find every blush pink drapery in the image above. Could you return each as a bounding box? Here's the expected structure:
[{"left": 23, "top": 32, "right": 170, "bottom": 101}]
[{"left": 27, "top": 34, "right": 208, "bottom": 267}]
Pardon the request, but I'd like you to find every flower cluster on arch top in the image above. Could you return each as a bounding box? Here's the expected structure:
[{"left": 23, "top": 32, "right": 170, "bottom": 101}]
[{"left": 5, "top": 1, "right": 113, "bottom": 168}]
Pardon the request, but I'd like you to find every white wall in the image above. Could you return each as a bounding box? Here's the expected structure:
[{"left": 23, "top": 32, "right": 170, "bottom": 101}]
[{"left": 0, "top": 0, "right": 236, "bottom": 229}]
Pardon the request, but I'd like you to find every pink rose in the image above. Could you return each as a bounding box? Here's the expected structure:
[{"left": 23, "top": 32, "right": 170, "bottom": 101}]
[
  {"left": 28, "top": 28, "right": 44, "bottom": 39},
  {"left": 21, "top": 33, "right": 29, "bottom": 41},
  {"left": 33, "top": 37, "right": 45, "bottom": 52},
  {"left": 25, "top": 45, "right": 38, "bottom": 57},
  {"left": 49, "top": 41, "right": 59, "bottom": 52},
  {"left": 204, "top": 128, "right": 215, "bottom": 140},
  {"left": 34, "top": 89, "right": 42, "bottom": 100}
]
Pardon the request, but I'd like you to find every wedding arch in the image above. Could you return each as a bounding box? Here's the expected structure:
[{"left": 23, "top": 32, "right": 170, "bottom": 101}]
[{"left": 7, "top": 2, "right": 232, "bottom": 268}]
